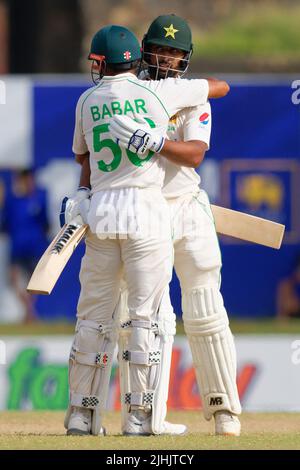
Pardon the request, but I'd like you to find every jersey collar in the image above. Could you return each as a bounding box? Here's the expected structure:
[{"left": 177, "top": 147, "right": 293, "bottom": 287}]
[{"left": 101, "top": 72, "right": 138, "bottom": 81}]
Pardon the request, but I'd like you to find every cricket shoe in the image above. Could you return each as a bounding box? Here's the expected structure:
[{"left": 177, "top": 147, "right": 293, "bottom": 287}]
[
  {"left": 67, "top": 407, "right": 106, "bottom": 436},
  {"left": 123, "top": 411, "right": 187, "bottom": 436},
  {"left": 214, "top": 411, "right": 241, "bottom": 436}
]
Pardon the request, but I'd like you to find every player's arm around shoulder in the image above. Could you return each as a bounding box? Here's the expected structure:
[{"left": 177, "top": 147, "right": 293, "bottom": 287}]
[
  {"left": 108, "top": 101, "right": 212, "bottom": 167},
  {"left": 146, "top": 76, "right": 228, "bottom": 118},
  {"left": 161, "top": 139, "right": 207, "bottom": 168},
  {"left": 206, "top": 77, "right": 230, "bottom": 98}
]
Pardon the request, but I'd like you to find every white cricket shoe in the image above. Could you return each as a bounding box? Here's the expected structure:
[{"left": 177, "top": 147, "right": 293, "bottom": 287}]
[
  {"left": 123, "top": 411, "right": 187, "bottom": 436},
  {"left": 66, "top": 407, "right": 107, "bottom": 436},
  {"left": 67, "top": 407, "right": 92, "bottom": 435},
  {"left": 214, "top": 411, "right": 241, "bottom": 436}
]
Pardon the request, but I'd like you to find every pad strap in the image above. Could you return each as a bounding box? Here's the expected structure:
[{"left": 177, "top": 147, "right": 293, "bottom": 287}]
[
  {"left": 121, "top": 320, "right": 158, "bottom": 331},
  {"left": 120, "top": 317, "right": 175, "bottom": 336},
  {"left": 70, "top": 392, "right": 99, "bottom": 410},
  {"left": 124, "top": 391, "right": 154, "bottom": 407},
  {"left": 70, "top": 346, "right": 112, "bottom": 367},
  {"left": 122, "top": 350, "right": 161, "bottom": 365}
]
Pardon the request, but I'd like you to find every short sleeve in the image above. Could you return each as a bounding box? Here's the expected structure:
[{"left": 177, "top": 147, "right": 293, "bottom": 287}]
[
  {"left": 72, "top": 97, "right": 89, "bottom": 155},
  {"left": 183, "top": 102, "right": 212, "bottom": 149}
]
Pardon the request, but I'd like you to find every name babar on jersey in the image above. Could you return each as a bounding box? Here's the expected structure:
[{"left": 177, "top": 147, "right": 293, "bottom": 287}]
[
  {"left": 72, "top": 74, "right": 209, "bottom": 234},
  {"left": 73, "top": 74, "right": 209, "bottom": 192}
]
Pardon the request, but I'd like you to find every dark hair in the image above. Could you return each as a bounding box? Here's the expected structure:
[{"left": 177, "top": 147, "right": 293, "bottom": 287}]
[{"left": 16, "top": 168, "right": 35, "bottom": 178}]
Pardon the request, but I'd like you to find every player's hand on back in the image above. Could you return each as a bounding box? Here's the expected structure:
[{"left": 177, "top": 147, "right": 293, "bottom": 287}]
[
  {"left": 109, "top": 115, "right": 165, "bottom": 156},
  {"left": 59, "top": 187, "right": 91, "bottom": 227}
]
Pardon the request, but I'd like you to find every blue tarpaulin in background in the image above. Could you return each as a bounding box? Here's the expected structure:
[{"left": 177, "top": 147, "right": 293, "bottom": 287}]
[{"left": 9, "top": 78, "right": 300, "bottom": 319}]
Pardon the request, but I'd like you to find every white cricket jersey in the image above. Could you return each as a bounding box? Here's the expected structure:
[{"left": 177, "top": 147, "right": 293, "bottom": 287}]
[
  {"left": 72, "top": 72, "right": 209, "bottom": 193},
  {"left": 162, "top": 102, "right": 212, "bottom": 198}
]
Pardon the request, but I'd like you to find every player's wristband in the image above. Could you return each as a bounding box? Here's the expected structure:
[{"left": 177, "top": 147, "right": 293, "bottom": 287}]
[
  {"left": 152, "top": 136, "right": 165, "bottom": 154},
  {"left": 77, "top": 186, "right": 90, "bottom": 192}
]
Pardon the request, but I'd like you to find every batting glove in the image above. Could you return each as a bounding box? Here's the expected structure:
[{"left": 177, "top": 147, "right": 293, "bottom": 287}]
[
  {"left": 59, "top": 186, "right": 91, "bottom": 227},
  {"left": 109, "top": 115, "right": 165, "bottom": 155}
]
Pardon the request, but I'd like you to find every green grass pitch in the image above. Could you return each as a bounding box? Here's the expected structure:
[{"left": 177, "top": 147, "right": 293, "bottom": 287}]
[{"left": 1, "top": 411, "right": 300, "bottom": 450}]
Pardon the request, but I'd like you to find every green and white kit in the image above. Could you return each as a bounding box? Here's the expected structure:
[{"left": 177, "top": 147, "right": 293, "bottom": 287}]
[
  {"left": 118, "top": 100, "right": 242, "bottom": 433},
  {"left": 67, "top": 72, "right": 210, "bottom": 436}
]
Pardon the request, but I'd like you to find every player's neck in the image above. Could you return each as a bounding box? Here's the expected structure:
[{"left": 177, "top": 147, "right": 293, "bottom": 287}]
[{"left": 105, "top": 66, "right": 137, "bottom": 77}]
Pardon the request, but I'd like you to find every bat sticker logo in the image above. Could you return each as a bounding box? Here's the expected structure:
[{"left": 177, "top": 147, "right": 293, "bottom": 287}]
[{"left": 51, "top": 224, "right": 78, "bottom": 254}]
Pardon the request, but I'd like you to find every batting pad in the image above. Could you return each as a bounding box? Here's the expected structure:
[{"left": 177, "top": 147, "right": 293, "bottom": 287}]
[
  {"left": 182, "top": 285, "right": 241, "bottom": 420},
  {"left": 64, "top": 319, "right": 117, "bottom": 435},
  {"left": 118, "top": 288, "right": 176, "bottom": 434}
]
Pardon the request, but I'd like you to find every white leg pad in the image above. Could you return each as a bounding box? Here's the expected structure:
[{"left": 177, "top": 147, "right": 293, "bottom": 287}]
[
  {"left": 117, "top": 288, "right": 131, "bottom": 432},
  {"left": 118, "top": 288, "right": 176, "bottom": 434},
  {"left": 64, "top": 319, "right": 117, "bottom": 435},
  {"left": 182, "top": 285, "right": 241, "bottom": 420}
]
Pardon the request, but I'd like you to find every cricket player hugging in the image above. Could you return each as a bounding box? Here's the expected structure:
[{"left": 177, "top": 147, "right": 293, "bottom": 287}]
[
  {"left": 63, "top": 24, "right": 218, "bottom": 436},
  {"left": 110, "top": 14, "right": 242, "bottom": 437}
]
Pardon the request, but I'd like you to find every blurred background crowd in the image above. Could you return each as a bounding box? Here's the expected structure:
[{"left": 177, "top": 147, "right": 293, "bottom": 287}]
[{"left": 0, "top": 0, "right": 300, "bottom": 325}]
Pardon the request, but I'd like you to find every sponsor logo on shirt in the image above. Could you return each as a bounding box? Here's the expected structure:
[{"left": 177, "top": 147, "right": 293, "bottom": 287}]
[{"left": 199, "top": 112, "right": 209, "bottom": 125}]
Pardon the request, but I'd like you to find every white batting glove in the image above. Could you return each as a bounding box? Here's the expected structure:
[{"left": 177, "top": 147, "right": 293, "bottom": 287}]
[
  {"left": 109, "top": 115, "right": 165, "bottom": 155},
  {"left": 59, "top": 187, "right": 91, "bottom": 227}
]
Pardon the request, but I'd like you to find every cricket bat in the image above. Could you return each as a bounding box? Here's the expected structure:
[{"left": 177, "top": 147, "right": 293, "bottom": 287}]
[
  {"left": 211, "top": 205, "right": 285, "bottom": 249},
  {"left": 27, "top": 221, "right": 88, "bottom": 295},
  {"left": 27, "top": 206, "right": 285, "bottom": 296}
]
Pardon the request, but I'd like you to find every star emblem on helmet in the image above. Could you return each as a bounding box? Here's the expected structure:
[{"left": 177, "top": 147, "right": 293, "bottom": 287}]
[{"left": 164, "top": 24, "right": 179, "bottom": 39}]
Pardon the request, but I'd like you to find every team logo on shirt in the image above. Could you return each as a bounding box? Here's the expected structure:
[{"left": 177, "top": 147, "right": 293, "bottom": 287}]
[
  {"left": 123, "top": 50, "right": 132, "bottom": 60},
  {"left": 199, "top": 112, "right": 209, "bottom": 125},
  {"left": 168, "top": 113, "right": 179, "bottom": 131},
  {"left": 169, "top": 113, "right": 179, "bottom": 125}
]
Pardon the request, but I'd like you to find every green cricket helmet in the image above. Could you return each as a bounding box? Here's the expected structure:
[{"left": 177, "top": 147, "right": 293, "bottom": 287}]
[
  {"left": 88, "top": 25, "right": 142, "bottom": 83},
  {"left": 142, "top": 14, "right": 193, "bottom": 79}
]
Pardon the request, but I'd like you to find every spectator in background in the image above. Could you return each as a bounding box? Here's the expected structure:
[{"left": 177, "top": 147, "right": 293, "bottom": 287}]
[
  {"left": 1, "top": 169, "right": 49, "bottom": 323},
  {"left": 277, "top": 255, "right": 300, "bottom": 319}
]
